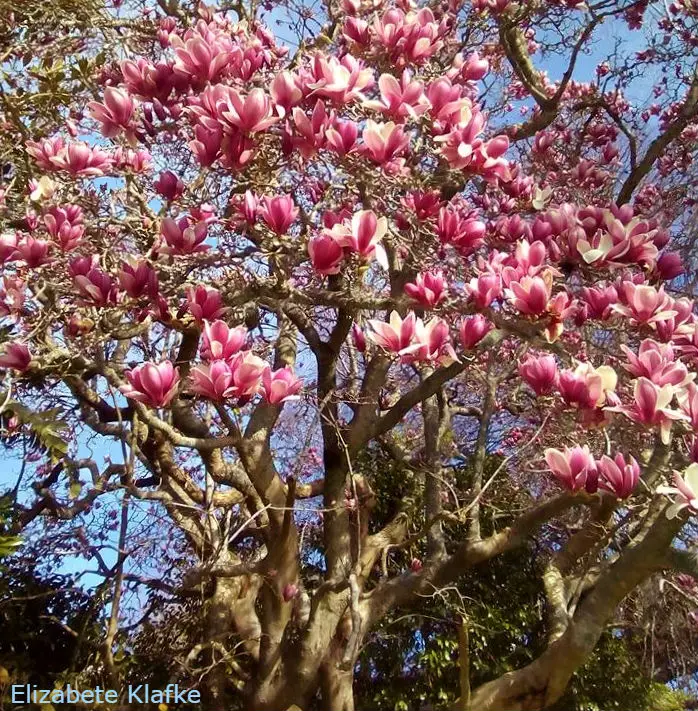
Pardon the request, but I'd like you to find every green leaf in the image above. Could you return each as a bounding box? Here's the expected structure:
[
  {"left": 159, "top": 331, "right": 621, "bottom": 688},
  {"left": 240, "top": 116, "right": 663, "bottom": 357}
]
[{"left": 0, "top": 398, "right": 69, "bottom": 460}]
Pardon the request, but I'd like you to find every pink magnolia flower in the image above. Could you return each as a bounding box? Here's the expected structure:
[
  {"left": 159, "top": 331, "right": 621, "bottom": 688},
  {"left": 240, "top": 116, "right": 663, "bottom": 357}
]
[
  {"left": 69, "top": 255, "right": 99, "bottom": 278},
  {"left": 0, "top": 343, "right": 32, "bottom": 371},
  {"left": 121, "top": 361, "right": 180, "bottom": 408},
  {"left": 437, "top": 209, "right": 486, "bottom": 254},
  {"left": 519, "top": 354, "right": 559, "bottom": 395},
  {"left": 460, "top": 51, "right": 489, "bottom": 81},
  {"left": 88, "top": 87, "right": 135, "bottom": 138},
  {"left": 364, "top": 71, "right": 429, "bottom": 120},
  {"left": 597, "top": 454, "right": 640, "bottom": 499},
  {"left": 459, "top": 314, "right": 493, "bottom": 349},
  {"left": 435, "top": 110, "right": 510, "bottom": 181},
  {"left": 404, "top": 271, "right": 447, "bottom": 307},
  {"left": 161, "top": 217, "right": 209, "bottom": 255},
  {"left": 367, "top": 311, "right": 418, "bottom": 354},
  {"left": 607, "top": 378, "right": 688, "bottom": 444},
  {"left": 262, "top": 366, "right": 303, "bottom": 404},
  {"left": 186, "top": 285, "right": 228, "bottom": 321},
  {"left": 411, "top": 317, "right": 459, "bottom": 364},
  {"left": 112, "top": 147, "right": 152, "bottom": 174},
  {"left": 154, "top": 171, "right": 185, "bottom": 200},
  {"left": 308, "top": 234, "right": 344, "bottom": 275},
  {"left": 544, "top": 445, "right": 597, "bottom": 492},
  {"left": 656, "top": 251, "right": 684, "bottom": 280},
  {"left": 657, "top": 464, "right": 698, "bottom": 518},
  {"left": 74, "top": 268, "right": 117, "bottom": 306},
  {"left": 190, "top": 360, "right": 239, "bottom": 400},
  {"left": 171, "top": 34, "right": 233, "bottom": 84},
  {"left": 403, "top": 191, "right": 442, "bottom": 221},
  {"left": 201, "top": 320, "right": 247, "bottom": 361},
  {"left": 621, "top": 340, "right": 692, "bottom": 388},
  {"left": 360, "top": 120, "right": 409, "bottom": 166},
  {"left": 505, "top": 274, "right": 552, "bottom": 316},
  {"left": 229, "top": 352, "right": 268, "bottom": 401},
  {"left": 307, "top": 53, "right": 373, "bottom": 104},
  {"left": 44, "top": 205, "right": 84, "bottom": 251},
  {"left": 613, "top": 283, "right": 676, "bottom": 326},
  {"left": 342, "top": 17, "right": 370, "bottom": 46},
  {"left": 466, "top": 272, "right": 502, "bottom": 309},
  {"left": 351, "top": 323, "right": 366, "bottom": 352},
  {"left": 291, "top": 100, "right": 332, "bottom": 157},
  {"left": 17, "top": 235, "right": 51, "bottom": 268},
  {"left": 26, "top": 137, "right": 65, "bottom": 171},
  {"left": 229, "top": 190, "right": 258, "bottom": 227},
  {"left": 121, "top": 58, "right": 176, "bottom": 102},
  {"left": 258, "top": 195, "right": 299, "bottom": 235},
  {"left": 118, "top": 260, "right": 159, "bottom": 299},
  {"left": 0, "top": 277, "right": 26, "bottom": 318},
  {"left": 580, "top": 285, "right": 618, "bottom": 321},
  {"left": 0, "top": 232, "right": 19, "bottom": 264},
  {"left": 220, "top": 89, "right": 281, "bottom": 134},
  {"left": 372, "top": 8, "right": 445, "bottom": 65},
  {"left": 189, "top": 124, "right": 223, "bottom": 166},
  {"left": 49, "top": 142, "right": 113, "bottom": 177},
  {"left": 677, "top": 382, "right": 698, "bottom": 430},
  {"left": 325, "top": 210, "right": 389, "bottom": 268},
  {"left": 270, "top": 71, "right": 303, "bottom": 114},
  {"left": 558, "top": 363, "right": 617, "bottom": 409},
  {"left": 325, "top": 118, "right": 358, "bottom": 155}
]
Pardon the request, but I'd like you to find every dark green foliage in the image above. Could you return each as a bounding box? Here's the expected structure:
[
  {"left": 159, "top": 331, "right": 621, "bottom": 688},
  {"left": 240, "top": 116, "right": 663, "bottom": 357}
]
[{"left": 0, "top": 558, "right": 102, "bottom": 688}]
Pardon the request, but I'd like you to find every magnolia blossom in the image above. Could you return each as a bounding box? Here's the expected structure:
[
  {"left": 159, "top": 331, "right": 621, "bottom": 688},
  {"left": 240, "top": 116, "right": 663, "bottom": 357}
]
[
  {"left": 360, "top": 120, "right": 409, "bottom": 167},
  {"left": 544, "top": 445, "right": 596, "bottom": 492},
  {"left": 118, "top": 260, "right": 159, "bottom": 299},
  {"left": 190, "top": 360, "right": 240, "bottom": 400},
  {"left": 262, "top": 366, "right": 303, "bottom": 404},
  {"left": 324, "top": 210, "right": 389, "bottom": 268},
  {"left": 161, "top": 217, "right": 209, "bottom": 255},
  {"left": 657, "top": 464, "right": 698, "bottom": 518},
  {"left": 307, "top": 53, "right": 373, "bottom": 104},
  {"left": 74, "top": 268, "right": 117, "bottom": 306},
  {"left": 364, "top": 71, "right": 429, "bottom": 119},
  {"left": 88, "top": 87, "right": 135, "bottom": 138},
  {"left": 121, "top": 361, "right": 180, "bottom": 408},
  {"left": 411, "top": 317, "right": 459, "bottom": 364},
  {"left": 505, "top": 274, "right": 552, "bottom": 316},
  {"left": 519, "top": 354, "right": 559, "bottom": 395},
  {"left": 0, "top": 343, "right": 32, "bottom": 371},
  {"left": 154, "top": 171, "right": 185, "bottom": 200},
  {"left": 201, "top": 321, "right": 247, "bottom": 361},
  {"left": 466, "top": 273, "right": 502, "bottom": 308},
  {"left": 44, "top": 205, "right": 84, "bottom": 251},
  {"left": 613, "top": 283, "right": 676, "bottom": 325},
  {"left": 258, "top": 195, "right": 299, "bottom": 234},
  {"left": 459, "top": 314, "right": 493, "bottom": 349},
  {"left": 270, "top": 71, "right": 303, "bottom": 114},
  {"left": 308, "top": 234, "right": 344, "bottom": 275},
  {"left": 186, "top": 285, "right": 228, "bottom": 321},
  {"left": 219, "top": 89, "right": 281, "bottom": 134},
  {"left": 621, "top": 340, "right": 692, "bottom": 387},
  {"left": 404, "top": 271, "right": 447, "bottom": 307},
  {"left": 558, "top": 363, "right": 617, "bottom": 409},
  {"left": 190, "top": 352, "right": 268, "bottom": 402},
  {"left": 607, "top": 377, "right": 689, "bottom": 444},
  {"left": 597, "top": 454, "right": 640, "bottom": 499},
  {"left": 49, "top": 142, "right": 113, "bottom": 177},
  {"left": 367, "top": 311, "right": 417, "bottom": 355}
]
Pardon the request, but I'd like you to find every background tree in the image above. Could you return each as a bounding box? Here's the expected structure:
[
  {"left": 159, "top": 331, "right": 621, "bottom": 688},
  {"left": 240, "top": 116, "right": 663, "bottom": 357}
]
[{"left": 1, "top": 0, "right": 698, "bottom": 710}]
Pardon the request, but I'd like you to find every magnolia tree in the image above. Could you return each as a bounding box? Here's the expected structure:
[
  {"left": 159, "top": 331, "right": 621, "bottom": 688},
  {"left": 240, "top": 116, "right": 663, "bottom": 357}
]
[{"left": 2, "top": 0, "right": 698, "bottom": 709}]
